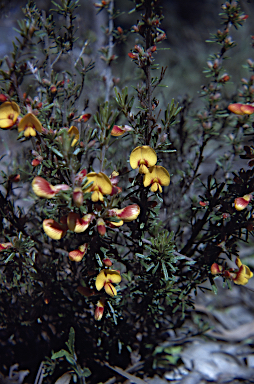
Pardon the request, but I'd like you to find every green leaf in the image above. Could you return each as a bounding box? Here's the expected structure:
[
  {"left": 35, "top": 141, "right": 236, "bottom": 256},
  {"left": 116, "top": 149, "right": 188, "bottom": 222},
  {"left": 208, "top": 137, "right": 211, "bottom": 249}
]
[{"left": 66, "top": 327, "right": 75, "bottom": 355}]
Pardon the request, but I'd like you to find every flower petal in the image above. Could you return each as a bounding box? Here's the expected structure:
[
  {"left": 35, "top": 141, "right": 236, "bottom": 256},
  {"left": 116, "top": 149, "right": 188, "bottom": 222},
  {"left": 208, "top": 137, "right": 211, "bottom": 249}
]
[
  {"left": 104, "top": 282, "right": 117, "bottom": 297},
  {"left": 85, "top": 172, "right": 113, "bottom": 195},
  {"left": 43, "top": 219, "right": 67, "bottom": 239},
  {"left": 0, "top": 101, "right": 20, "bottom": 128},
  {"left": 18, "top": 113, "right": 42, "bottom": 135},
  {"left": 228, "top": 103, "right": 245, "bottom": 115},
  {"left": 0, "top": 242, "right": 13, "bottom": 251},
  {"left": 67, "top": 213, "right": 93, "bottom": 233},
  {"left": 108, "top": 204, "right": 140, "bottom": 222},
  {"left": 111, "top": 125, "right": 133, "bottom": 136},
  {"left": 129, "top": 146, "right": 157, "bottom": 170},
  {"left": 32, "top": 177, "right": 57, "bottom": 198},
  {"left": 68, "top": 125, "right": 79, "bottom": 146},
  {"left": 97, "top": 218, "right": 106, "bottom": 236},
  {"left": 95, "top": 270, "right": 107, "bottom": 291},
  {"left": 69, "top": 243, "right": 88, "bottom": 261},
  {"left": 234, "top": 194, "right": 252, "bottom": 211}
]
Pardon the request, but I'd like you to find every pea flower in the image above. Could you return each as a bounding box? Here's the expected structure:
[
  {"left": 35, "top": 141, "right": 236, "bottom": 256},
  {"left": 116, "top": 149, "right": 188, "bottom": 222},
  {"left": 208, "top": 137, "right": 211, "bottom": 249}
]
[
  {"left": 72, "top": 187, "right": 83, "bottom": 207},
  {"left": 228, "top": 103, "right": 254, "bottom": 115},
  {"left": 143, "top": 165, "right": 170, "bottom": 192},
  {"left": 234, "top": 257, "right": 253, "bottom": 285},
  {"left": 43, "top": 218, "right": 68, "bottom": 240},
  {"left": 211, "top": 263, "right": 223, "bottom": 275},
  {"left": 108, "top": 204, "right": 140, "bottom": 223},
  {"left": 129, "top": 146, "right": 157, "bottom": 174},
  {"left": 111, "top": 125, "right": 132, "bottom": 137},
  {"left": 18, "top": 113, "right": 42, "bottom": 137},
  {"left": 68, "top": 125, "right": 79, "bottom": 146},
  {"left": 234, "top": 194, "right": 252, "bottom": 211},
  {"left": 96, "top": 218, "right": 106, "bottom": 236},
  {"left": 0, "top": 101, "right": 20, "bottom": 128},
  {"left": 94, "top": 299, "right": 105, "bottom": 321},
  {"left": 0, "top": 242, "right": 13, "bottom": 251},
  {"left": 32, "top": 176, "right": 70, "bottom": 198},
  {"left": 84, "top": 172, "right": 112, "bottom": 202},
  {"left": 67, "top": 213, "right": 94, "bottom": 233},
  {"left": 69, "top": 243, "right": 88, "bottom": 262},
  {"left": 211, "top": 258, "right": 253, "bottom": 286},
  {"left": 95, "top": 269, "right": 121, "bottom": 297}
]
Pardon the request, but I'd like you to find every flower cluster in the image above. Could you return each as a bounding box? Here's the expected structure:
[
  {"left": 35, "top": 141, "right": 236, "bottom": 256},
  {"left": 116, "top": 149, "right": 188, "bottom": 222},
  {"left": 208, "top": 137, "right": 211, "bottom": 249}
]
[
  {"left": 211, "top": 257, "right": 253, "bottom": 286},
  {"left": 129, "top": 145, "right": 170, "bottom": 192},
  {"left": 32, "top": 174, "right": 140, "bottom": 242}
]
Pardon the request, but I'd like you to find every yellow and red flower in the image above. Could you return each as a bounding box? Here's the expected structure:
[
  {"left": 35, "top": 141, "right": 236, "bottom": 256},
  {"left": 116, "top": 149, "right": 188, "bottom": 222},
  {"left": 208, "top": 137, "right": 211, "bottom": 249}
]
[
  {"left": 94, "top": 299, "right": 105, "bottom": 321},
  {"left": 211, "top": 263, "right": 223, "bottom": 275},
  {"left": 129, "top": 146, "right": 157, "bottom": 174},
  {"left": 67, "top": 212, "right": 94, "bottom": 233},
  {"left": 18, "top": 113, "right": 42, "bottom": 137},
  {"left": 96, "top": 218, "right": 106, "bottom": 236},
  {"left": 228, "top": 103, "right": 254, "bottom": 115},
  {"left": 143, "top": 165, "right": 170, "bottom": 192},
  {"left": 84, "top": 172, "right": 112, "bottom": 202},
  {"left": 72, "top": 187, "right": 83, "bottom": 208},
  {"left": 0, "top": 101, "right": 20, "bottom": 129},
  {"left": 234, "top": 194, "right": 252, "bottom": 211},
  {"left": 95, "top": 269, "right": 121, "bottom": 297},
  {"left": 0, "top": 242, "right": 13, "bottom": 251},
  {"left": 69, "top": 243, "right": 88, "bottom": 262},
  {"left": 111, "top": 125, "right": 132, "bottom": 137},
  {"left": 32, "top": 176, "right": 70, "bottom": 198},
  {"left": 43, "top": 218, "right": 68, "bottom": 240},
  {"left": 108, "top": 204, "right": 140, "bottom": 223}
]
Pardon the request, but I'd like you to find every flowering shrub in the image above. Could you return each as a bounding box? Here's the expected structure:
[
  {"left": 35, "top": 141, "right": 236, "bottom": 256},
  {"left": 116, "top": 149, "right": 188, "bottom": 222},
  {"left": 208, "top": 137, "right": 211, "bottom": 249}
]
[{"left": 0, "top": 0, "right": 254, "bottom": 382}]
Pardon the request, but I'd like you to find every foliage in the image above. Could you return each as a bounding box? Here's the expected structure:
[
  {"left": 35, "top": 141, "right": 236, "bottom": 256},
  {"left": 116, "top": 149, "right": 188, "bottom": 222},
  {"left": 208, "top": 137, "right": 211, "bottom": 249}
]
[{"left": 0, "top": 0, "right": 254, "bottom": 382}]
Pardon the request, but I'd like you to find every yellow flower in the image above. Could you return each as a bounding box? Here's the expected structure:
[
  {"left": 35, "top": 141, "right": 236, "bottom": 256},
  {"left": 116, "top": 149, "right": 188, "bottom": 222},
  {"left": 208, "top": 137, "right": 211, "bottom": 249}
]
[
  {"left": 129, "top": 146, "right": 157, "bottom": 174},
  {"left": 234, "top": 257, "right": 253, "bottom": 285},
  {"left": 143, "top": 165, "right": 170, "bottom": 192},
  {"left": 68, "top": 125, "right": 79, "bottom": 146},
  {"left": 84, "top": 172, "right": 112, "bottom": 202},
  {"left": 18, "top": 113, "right": 42, "bottom": 137},
  {"left": 0, "top": 101, "right": 20, "bottom": 128},
  {"left": 95, "top": 269, "right": 121, "bottom": 297}
]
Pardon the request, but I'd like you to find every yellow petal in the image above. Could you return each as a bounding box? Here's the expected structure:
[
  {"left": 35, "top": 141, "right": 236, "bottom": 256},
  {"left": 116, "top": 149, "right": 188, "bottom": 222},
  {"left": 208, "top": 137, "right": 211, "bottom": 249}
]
[
  {"left": 95, "top": 270, "right": 106, "bottom": 291},
  {"left": 32, "top": 177, "right": 57, "bottom": 198},
  {"left": 129, "top": 146, "right": 157, "bottom": 170},
  {"left": 108, "top": 204, "right": 140, "bottom": 222},
  {"left": 0, "top": 101, "right": 20, "bottom": 128},
  {"left": 104, "top": 282, "right": 117, "bottom": 297},
  {"left": 18, "top": 113, "right": 42, "bottom": 134},
  {"left": 105, "top": 269, "right": 121, "bottom": 284},
  {"left": 143, "top": 165, "right": 170, "bottom": 190},
  {"left": 69, "top": 243, "right": 88, "bottom": 261},
  {"left": 43, "top": 219, "right": 67, "bottom": 240},
  {"left": 68, "top": 125, "right": 79, "bottom": 146},
  {"left": 67, "top": 212, "right": 93, "bottom": 233},
  {"left": 85, "top": 172, "right": 112, "bottom": 196}
]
